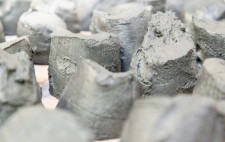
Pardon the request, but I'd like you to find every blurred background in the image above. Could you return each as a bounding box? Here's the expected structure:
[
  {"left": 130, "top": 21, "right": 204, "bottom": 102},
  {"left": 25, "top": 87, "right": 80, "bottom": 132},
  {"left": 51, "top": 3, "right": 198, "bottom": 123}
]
[{"left": 1, "top": 0, "right": 225, "bottom": 142}]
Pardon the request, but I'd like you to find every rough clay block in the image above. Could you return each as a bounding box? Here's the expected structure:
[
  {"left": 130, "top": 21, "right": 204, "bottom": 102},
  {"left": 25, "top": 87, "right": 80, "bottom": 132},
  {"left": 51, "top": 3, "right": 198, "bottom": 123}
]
[
  {"left": 0, "top": 106, "right": 93, "bottom": 142},
  {"left": 121, "top": 95, "right": 225, "bottom": 142},
  {"left": 194, "top": 58, "right": 225, "bottom": 100},
  {"left": 30, "top": 0, "right": 79, "bottom": 32},
  {"left": 57, "top": 59, "right": 139, "bottom": 140},
  {"left": 0, "top": 36, "right": 32, "bottom": 59},
  {"left": 90, "top": 4, "right": 152, "bottom": 71},
  {"left": 0, "top": 50, "right": 41, "bottom": 126},
  {"left": 131, "top": 11, "right": 198, "bottom": 96},
  {"left": 76, "top": 0, "right": 136, "bottom": 31},
  {"left": 0, "top": 0, "right": 31, "bottom": 35},
  {"left": 0, "top": 21, "right": 5, "bottom": 42},
  {"left": 49, "top": 31, "right": 121, "bottom": 98},
  {"left": 17, "top": 11, "right": 67, "bottom": 65},
  {"left": 193, "top": 18, "right": 225, "bottom": 61}
]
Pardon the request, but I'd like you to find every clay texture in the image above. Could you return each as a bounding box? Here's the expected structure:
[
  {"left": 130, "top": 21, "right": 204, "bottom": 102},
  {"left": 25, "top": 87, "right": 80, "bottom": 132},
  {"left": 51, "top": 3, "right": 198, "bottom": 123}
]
[
  {"left": 0, "top": 36, "right": 32, "bottom": 59},
  {"left": 0, "top": 50, "right": 41, "bottom": 126},
  {"left": 193, "top": 18, "right": 225, "bottom": 61},
  {"left": 30, "top": 0, "right": 79, "bottom": 32},
  {"left": 0, "top": 106, "right": 93, "bottom": 142},
  {"left": 49, "top": 31, "right": 121, "bottom": 98},
  {"left": 121, "top": 95, "right": 225, "bottom": 142},
  {"left": 131, "top": 11, "right": 198, "bottom": 96},
  {"left": 91, "top": 4, "right": 152, "bottom": 71},
  {"left": 194, "top": 58, "right": 225, "bottom": 100},
  {"left": 57, "top": 59, "right": 139, "bottom": 140},
  {"left": 17, "top": 11, "right": 67, "bottom": 65},
  {"left": 0, "top": 0, "right": 31, "bottom": 35}
]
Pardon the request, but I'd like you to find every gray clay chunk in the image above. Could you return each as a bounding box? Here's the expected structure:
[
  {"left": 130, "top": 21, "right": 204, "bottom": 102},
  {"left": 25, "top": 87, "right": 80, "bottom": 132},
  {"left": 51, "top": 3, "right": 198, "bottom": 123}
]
[
  {"left": 90, "top": 4, "right": 152, "bottom": 71},
  {"left": 0, "top": 36, "right": 32, "bottom": 59},
  {"left": 131, "top": 11, "right": 198, "bottom": 96},
  {"left": 121, "top": 95, "right": 225, "bottom": 142},
  {"left": 30, "top": 0, "right": 80, "bottom": 32},
  {"left": 49, "top": 31, "right": 121, "bottom": 98},
  {"left": 0, "top": 50, "right": 41, "bottom": 126},
  {"left": 193, "top": 18, "right": 225, "bottom": 61},
  {"left": 17, "top": 11, "right": 67, "bottom": 65},
  {"left": 57, "top": 59, "right": 139, "bottom": 140},
  {"left": 76, "top": 0, "right": 137, "bottom": 31},
  {"left": 194, "top": 58, "right": 225, "bottom": 100},
  {"left": 0, "top": 106, "right": 93, "bottom": 142}
]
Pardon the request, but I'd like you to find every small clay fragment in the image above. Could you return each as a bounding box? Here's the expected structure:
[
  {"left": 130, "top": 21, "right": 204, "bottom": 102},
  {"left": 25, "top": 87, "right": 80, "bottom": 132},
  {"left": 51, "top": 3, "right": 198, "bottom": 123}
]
[
  {"left": 0, "top": 106, "right": 93, "bottom": 142},
  {"left": 0, "top": 0, "right": 31, "bottom": 35},
  {"left": 90, "top": 4, "right": 152, "bottom": 71},
  {"left": 0, "top": 36, "right": 32, "bottom": 59},
  {"left": 194, "top": 58, "right": 225, "bottom": 100},
  {"left": 30, "top": 0, "right": 80, "bottom": 32},
  {"left": 49, "top": 31, "right": 121, "bottom": 98},
  {"left": 57, "top": 59, "right": 139, "bottom": 140},
  {"left": 0, "top": 50, "right": 41, "bottom": 126},
  {"left": 193, "top": 18, "right": 225, "bottom": 61},
  {"left": 121, "top": 95, "right": 225, "bottom": 142},
  {"left": 131, "top": 11, "right": 198, "bottom": 96},
  {"left": 17, "top": 11, "right": 67, "bottom": 65}
]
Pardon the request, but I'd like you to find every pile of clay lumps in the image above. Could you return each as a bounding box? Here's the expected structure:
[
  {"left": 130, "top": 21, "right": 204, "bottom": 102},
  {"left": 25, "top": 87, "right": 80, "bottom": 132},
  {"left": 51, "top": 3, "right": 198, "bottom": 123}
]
[{"left": 1, "top": 0, "right": 225, "bottom": 142}]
